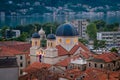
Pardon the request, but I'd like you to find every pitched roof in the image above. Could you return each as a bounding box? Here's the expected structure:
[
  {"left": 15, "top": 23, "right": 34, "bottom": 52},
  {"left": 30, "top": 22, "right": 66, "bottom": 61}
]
[
  {"left": 0, "top": 41, "right": 29, "bottom": 45},
  {"left": 0, "top": 41, "right": 31, "bottom": 52},
  {"left": 0, "top": 41, "right": 31, "bottom": 57},
  {"left": 24, "top": 62, "right": 51, "bottom": 73},
  {"left": 78, "top": 42, "right": 90, "bottom": 52},
  {"left": 94, "top": 52, "right": 120, "bottom": 62},
  {"left": 77, "top": 68, "right": 120, "bottom": 80},
  {"left": 80, "top": 51, "right": 91, "bottom": 59},
  {"left": 56, "top": 42, "right": 90, "bottom": 56},
  {"left": 60, "top": 69, "right": 82, "bottom": 80},
  {"left": 55, "top": 55, "right": 80, "bottom": 67},
  {"left": 69, "top": 45, "right": 79, "bottom": 55},
  {"left": 0, "top": 46, "right": 23, "bottom": 56},
  {"left": 56, "top": 45, "right": 68, "bottom": 56}
]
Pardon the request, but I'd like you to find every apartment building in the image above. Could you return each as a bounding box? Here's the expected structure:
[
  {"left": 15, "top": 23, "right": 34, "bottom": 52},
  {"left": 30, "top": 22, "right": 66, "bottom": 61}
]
[
  {"left": 97, "top": 31, "right": 120, "bottom": 48},
  {"left": 71, "top": 19, "right": 89, "bottom": 39}
]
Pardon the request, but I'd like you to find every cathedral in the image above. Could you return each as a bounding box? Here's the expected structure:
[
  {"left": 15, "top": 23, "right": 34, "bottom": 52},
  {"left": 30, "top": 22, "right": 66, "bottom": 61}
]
[{"left": 30, "top": 22, "right": 88, "bottom": 65}]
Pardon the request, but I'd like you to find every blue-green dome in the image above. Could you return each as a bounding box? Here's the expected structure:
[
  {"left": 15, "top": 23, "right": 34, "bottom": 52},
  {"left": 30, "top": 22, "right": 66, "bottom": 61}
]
[
  {"left": 56, "top": 23, "right": 78, "bottom": 36},
  {"left": 32, "top": 32, "right": 40, "bottom": 38},
  {"left": 47, "top": 34, "right": 56, "bottom": 40}
]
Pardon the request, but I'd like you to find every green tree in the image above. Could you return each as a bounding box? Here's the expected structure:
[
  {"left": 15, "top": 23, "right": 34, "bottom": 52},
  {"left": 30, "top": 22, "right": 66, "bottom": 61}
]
[
  {"left": 41, "top": 39, "right": 47, "bottom": 47},
  {"left": 94, "top": 20, "right": 106, "bottom": 31},
  {"left": 78, "top": 38, "right": 88, "bottom": 45},
  {"left": 93, "top": 40, "right": 106, "bottom": 49},
  {"left": 15, "top": 32, "right": 28, "bottom": 42},
  {"left": 110, "top": 47, "right": 118, "bottom": 53},
  {"left": 94, "top": 40, "right": 99, "bottom": 49},
  {"left": 86, "top": 23, "right": 97, "bottom": 40},
  {"left": 0, "top": 26, "right": 9, "bottom": 38},
  {"left": 42, "top": 23, "right": 58, "bottom": 35}
]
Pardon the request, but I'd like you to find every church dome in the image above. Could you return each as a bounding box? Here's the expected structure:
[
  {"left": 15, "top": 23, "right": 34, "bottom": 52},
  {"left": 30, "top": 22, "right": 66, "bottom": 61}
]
[
  {"left": 32, "top": 32, "right": 40, "bottom": 38},
  {"left": 39, "top": 28, "right": 45, "bottom": 35},
  {"left": 47, "top": 34, "right": 56, "bottom": 40},
  {"left": 56, "top": 23, "right": 78, "bottom": 36}
]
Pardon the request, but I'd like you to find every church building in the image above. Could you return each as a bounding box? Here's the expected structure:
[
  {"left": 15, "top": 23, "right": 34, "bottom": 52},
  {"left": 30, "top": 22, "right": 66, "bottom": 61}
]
[{"left": 30, "top": 23, "right": 90, "bottom": 65}]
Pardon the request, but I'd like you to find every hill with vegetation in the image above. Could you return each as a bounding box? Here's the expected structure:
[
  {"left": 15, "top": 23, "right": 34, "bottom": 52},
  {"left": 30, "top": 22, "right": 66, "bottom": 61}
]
[{"left": 0, "top": 0, "right": 120, "bottom": 15}]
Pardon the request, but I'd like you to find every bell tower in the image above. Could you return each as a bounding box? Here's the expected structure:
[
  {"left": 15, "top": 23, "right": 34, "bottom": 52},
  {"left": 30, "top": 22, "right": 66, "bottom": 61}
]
[
  {"left": 44, "top": 34, "right": 58, "bottom": 64},
  {"left": 30, "top": 32, "right": 41, "bottom": 64}
]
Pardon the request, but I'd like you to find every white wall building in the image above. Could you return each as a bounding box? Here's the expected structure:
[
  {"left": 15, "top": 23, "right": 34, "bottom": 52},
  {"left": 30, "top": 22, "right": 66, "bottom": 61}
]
[
  {"left": 0, "top": 56, "right": 18, "bottom": 80},
  {"left": 71, "top": 19, "right": 89, "bottom": 39},
  {"left": 97, "top": 31, "right": 120, "bottom": 48},
  {"left": 12, "top": 30, "right": 21, "bottom": 37}
]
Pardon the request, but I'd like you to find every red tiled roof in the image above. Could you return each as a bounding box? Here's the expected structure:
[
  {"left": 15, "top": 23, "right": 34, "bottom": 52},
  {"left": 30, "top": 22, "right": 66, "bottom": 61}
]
[
  {"left": 80, "top": 51, "right": 90, "bottom": 59},
  {"left": 56, "top": 42, "right": 90, "bottom": 56},
  {"left": 69, "top": 45, "right": 79, "bottom": 55},
  {"left": 78, "top": 42, "right": 90, "bottom": 52},
  {"left": 60, "top": 69, "right": 82, "bottom": 80},
  {"left": 55, "top": 55, "right": 80, "bottom": 67},
  {"left": 95, "top": 52, "right": 120, "bottom": 62},
  {"left": 5, "top": 44, "right": 31, "bottom": 53},
  {"left": 0, "top": 41, "right": 31, "bottom": 52},
  {"left": 0, "top": 41, "right": 31, "bottom": 58},
  {"left": 55, "top": 57, "right": 71, "bottom": 67},
  {"left": 56, "top": 45, "right": 68, "bottom": 56},
  {"left": 24, "top": 62, "right": 51, "bottom": 73},
  {"left": 79, "top": 68, "right": 120, "bottom": 80},
  {"left": 66, "top": 69, "right": 81, "bottom": 74},
  {"left": 0, "top": 46, "right": 23, "bottom": 56},
  {"left": 0, "top": 41, "right": 29, "bottom": 46}
]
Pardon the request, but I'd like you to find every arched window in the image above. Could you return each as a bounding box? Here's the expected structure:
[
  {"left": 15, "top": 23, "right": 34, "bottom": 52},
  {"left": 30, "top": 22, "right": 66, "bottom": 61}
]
[
  {"left": 48, "top": 42, "right": 49, "bottom": 47},
  {"left": 51, "top": 42, "right": 52, "bottom": 47},
  {"left": 95, "top": 63, "right": 97, "bottom": 68},
  {"left": 89, "top": 63, "right": 91, "bottom": 67},
  {"left": 35, "top": 41, "right": 37, "bottom": 46},
  {"left": 100, "top": 64, "right": 103, "bottom": 68}
]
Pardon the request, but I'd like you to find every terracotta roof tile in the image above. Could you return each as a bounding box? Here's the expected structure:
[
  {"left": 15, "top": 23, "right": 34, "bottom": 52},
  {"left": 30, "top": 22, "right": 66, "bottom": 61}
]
[
  {"left": 24, "top": 62, "right": 51, "bottom": 73},
  {"left": 55, "top": 55, "right": 80, "bottom": 67},
  {"left": 0, "top": 46, "right": 23, "bottom": 56},
  {"left": 75, "top": 68, "right": 120, "bottom": 80},
  {"left": 69, "top": 45, "right": 79, "bottom": 55},
  {"left": 78, "top": 42, "right": 90, "bottom": 52},
  {"left": 60, "top": 69, "right": 82, "bottom": 80},
  {"left": 95, "top": 52, "right": 120, "bottom": 62},
  {"left": 0, "top": 41, "right": 31, "bottom": 58},
  {"left": 56, "top": 42, "right": 90, "bottom": 56},
  {"left": 0, "top": 41, "right": 31, "bottom": 52},
  {"left": 56, "top": 45, "right": 68, "bottom": 56}
]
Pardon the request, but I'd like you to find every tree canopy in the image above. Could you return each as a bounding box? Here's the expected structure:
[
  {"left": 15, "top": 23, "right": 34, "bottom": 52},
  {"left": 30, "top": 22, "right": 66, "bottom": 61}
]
[
  {"left": 86, "top": 23, "right": 97, "bottom": 40},
  {"left": 110, "top": 47, "right": 118, "bottom": 53}
]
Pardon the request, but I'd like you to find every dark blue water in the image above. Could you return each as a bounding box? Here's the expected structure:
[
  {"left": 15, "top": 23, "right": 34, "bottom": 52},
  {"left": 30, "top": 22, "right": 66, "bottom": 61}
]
[{"left": 0, "top": 12, "right": 120, "bottom": 27}]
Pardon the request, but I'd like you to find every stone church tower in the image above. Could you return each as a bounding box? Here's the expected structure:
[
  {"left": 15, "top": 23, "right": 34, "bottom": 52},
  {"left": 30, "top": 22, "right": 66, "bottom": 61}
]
[
  {"left": 44, "top": 34, "right": 58, "bottom": 65},
  {"left": 30, "top": 32, "right": 41, "bottom": 64}
]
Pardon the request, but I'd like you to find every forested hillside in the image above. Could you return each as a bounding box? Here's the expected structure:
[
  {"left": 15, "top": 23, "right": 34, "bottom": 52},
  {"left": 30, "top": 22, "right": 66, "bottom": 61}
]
[{"left": 0, "top": 0, "right": 120, "bottom": 15}]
